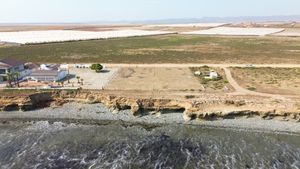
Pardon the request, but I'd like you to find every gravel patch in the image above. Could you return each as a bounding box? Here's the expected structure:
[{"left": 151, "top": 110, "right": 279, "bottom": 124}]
[{"left": 69, "top": 68, "right": 119, "bottom": 89}]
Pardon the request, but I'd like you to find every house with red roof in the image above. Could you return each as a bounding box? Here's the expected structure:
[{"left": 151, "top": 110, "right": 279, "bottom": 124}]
[{"left": 0, "top": 58, "right": 27, "bottom": 82}]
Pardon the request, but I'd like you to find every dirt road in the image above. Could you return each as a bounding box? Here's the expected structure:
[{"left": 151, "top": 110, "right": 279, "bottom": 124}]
[{"left": 223, "top": 68, "right": 287, "bottom": 100}]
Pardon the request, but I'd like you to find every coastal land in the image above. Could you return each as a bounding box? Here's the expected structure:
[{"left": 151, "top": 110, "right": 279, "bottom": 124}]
[{"left": 0, "top": 23, "right": 300, "bottom": 134}]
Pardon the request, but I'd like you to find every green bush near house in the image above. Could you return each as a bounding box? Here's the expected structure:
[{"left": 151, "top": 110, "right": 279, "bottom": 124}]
[{"left": 91, "top": 64, "right": 103, "bottom": 73}]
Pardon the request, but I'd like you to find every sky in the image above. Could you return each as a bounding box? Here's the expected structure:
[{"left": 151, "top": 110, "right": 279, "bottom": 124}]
[{"left": 0, "top": 0, "right": 300, "bottom": 23}]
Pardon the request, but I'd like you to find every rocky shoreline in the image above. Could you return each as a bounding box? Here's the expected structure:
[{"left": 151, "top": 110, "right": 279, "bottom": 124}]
[
  {"left": 0, "top": 90, "right": 300, "bottom": 134},
  {"left": 1, "top": 90, "right": 300, "bottom": 121},
  {"left": 1, "top": 102, "right": 300, "bottom": 134}
]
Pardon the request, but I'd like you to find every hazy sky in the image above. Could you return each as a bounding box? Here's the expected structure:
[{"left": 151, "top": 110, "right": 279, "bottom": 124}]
[{"left": 0, "top": 0, "right": 299, "bottom": 23}]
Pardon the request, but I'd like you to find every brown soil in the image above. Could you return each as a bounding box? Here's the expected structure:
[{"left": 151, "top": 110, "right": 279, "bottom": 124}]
[
  {"left": 106, "top": 67, "right": 203, "bottom": 91},
  {"left": 0, "top": 24, "right": 142, "bottom": 32},
  {"left": 228, "top": 22, "right": 300, "bottom": 28},
  {"left": 141, "top": 26, "right": 208, "bottom": 32},
  {"left": 274, "top": 28, "right": 300, "bottom": 36},
  {"left": 231, "top": 67, "right": 300, "bottom": 95}
]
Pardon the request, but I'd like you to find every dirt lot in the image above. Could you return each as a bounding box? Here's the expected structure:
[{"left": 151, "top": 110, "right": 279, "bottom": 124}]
[
  {"left": 274, "top": 28, "right": 300, "bottom": 37},
  {"left": 231, "top": 67, "right": 300, "bottom": 95},
  {"left": 68, "top": 67, "right": 119, "bottom": 89},
  {"left": 106, "top": 67, "right": 203, "bottom": 91},
  {"left": 0, "top": 24, "right": 142, "bottom": 32},
  {"left": 228, "top": 22, "right": 300, "bottom": 28},
  {"left": 141, "top": 26, "right": 209, "bottom": 33}
]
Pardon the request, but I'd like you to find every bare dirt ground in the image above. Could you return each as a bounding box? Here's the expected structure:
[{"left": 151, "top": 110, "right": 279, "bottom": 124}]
[
  {"left": 18, "top": 81, "right": 55, "bottom": 88},
  {"left": 230, "top": 67, "right": 300, "bottom": 96},
  {"left": 105, "top": 63, "right": 300, "bottom": 68},
  {"left": 102, "top": 64, "right": 300, "bottom": 100},
  {"left": 68, "top": 67, "right": 119, "bottom": 89},
  {"left": 224, "top": 68, "right": 289, "bottom": 100},
  {"left": 106, "top": 67, "right": 203, "bottom": 91},
  {"left": 0, "top": 42, "right": 17, "bottom": 48},
  {"left": 273, "top": 28, "right": 300, "bottom": 36},
  {"left": 0, "top": 24, "right": 209, "bottom": 33},
  {"left": 228, "top": 22, "right": 300, "bottom": 28},
  {"left": 0, "top": 24, "right": 142, "bottom": 32},
  {"left": 141, "top": 26, "right": 209, "bottom": 32}
]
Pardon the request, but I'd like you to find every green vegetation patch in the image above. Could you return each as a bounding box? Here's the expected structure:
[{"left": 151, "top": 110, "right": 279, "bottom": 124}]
[{"left": 190, "top": 66, "right": 230, "bottom": 91}]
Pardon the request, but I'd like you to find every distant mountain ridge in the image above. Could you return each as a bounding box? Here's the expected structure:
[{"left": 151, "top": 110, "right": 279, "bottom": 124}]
[
  {"left": 1, "top": 15, "right": 300, "bottom": 25},
  {"left": 127, "top": 15, "right": 300, "bottom": 24}
]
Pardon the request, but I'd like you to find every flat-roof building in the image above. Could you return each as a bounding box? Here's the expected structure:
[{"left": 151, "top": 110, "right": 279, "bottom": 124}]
[{"left": 28, "top": 64, "right": 68, "bottom": 82}]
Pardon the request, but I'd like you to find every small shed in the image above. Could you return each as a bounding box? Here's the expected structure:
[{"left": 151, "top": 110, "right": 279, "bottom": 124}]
[{"left": 204, "top": 71, "right": 219, "bottom": 79}]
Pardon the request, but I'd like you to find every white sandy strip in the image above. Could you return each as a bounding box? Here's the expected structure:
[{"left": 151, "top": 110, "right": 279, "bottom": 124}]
[
  {"left": 0, "top": 30, "right": 174, "bottom": 44},
  {"left": 182, "top": 27, "right": 285, "bottom": 36},
  {"left": 145, "top": 23, "right": 227, "bottom": 28}
]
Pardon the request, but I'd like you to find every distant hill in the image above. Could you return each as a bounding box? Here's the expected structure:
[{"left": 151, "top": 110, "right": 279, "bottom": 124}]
[
  {"left": 125, "top": 15, "right": 300, "bottom": 24},
  {"left": 1, "top": 15, "right": 300, "bottom": 25}
]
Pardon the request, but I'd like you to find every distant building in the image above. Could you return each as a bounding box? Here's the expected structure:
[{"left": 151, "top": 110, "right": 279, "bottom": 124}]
[
  {"left": 0, "top": 58, "right": 30, "bottom": 83},
  {"left": 28, "top": 64, "right": 68, "bottom": 82}
]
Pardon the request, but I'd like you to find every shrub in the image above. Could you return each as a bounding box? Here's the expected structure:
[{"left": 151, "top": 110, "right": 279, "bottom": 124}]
[
  {"left": 91, "top": 64, "right": 103, "bottom": 72},
  {"left": 247, "top": 87, "right": 256, "bottom": 91}
]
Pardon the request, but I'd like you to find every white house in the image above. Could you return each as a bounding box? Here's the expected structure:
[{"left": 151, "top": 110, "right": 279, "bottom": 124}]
[{"left": 28, "top": 64, "right": 68, "bottom": 82}]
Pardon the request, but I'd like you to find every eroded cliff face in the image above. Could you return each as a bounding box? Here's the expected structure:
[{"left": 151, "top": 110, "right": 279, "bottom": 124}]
[{"left": 1, "top": 90, "right": 300, "bottom": 122}]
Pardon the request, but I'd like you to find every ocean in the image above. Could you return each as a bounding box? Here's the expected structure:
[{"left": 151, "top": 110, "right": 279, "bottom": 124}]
[{"left": 0, "top": 121, "right": 299, "bottom": 169}]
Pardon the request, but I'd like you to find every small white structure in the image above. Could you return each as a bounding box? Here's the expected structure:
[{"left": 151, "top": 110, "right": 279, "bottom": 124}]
[
  {"left": 205, "top": 71, "right": 219, "bottom": 79},
  {"left": 194, "top": 71, "right": 201, "bottom": 76}
]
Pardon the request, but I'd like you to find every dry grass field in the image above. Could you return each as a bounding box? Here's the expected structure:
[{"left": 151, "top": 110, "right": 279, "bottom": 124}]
[
  {"left": 1, "top": 35, "right": 300, "bottom": 64},
  {"left": 231, "top": 67, "right": 300, "bottom": 95},
  {"left": 106, "top": 67, "right": 203, "bottom": 91}
]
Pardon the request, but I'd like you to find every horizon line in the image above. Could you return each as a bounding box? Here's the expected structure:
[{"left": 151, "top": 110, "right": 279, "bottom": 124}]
[{"left": 1, "top": 15, "right": 300, "bottom": 25}]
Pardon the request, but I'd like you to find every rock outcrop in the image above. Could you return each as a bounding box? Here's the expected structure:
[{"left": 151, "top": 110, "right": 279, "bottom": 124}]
[{"left": 0, "top": 90, "right": 300, "bottom": 122}]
